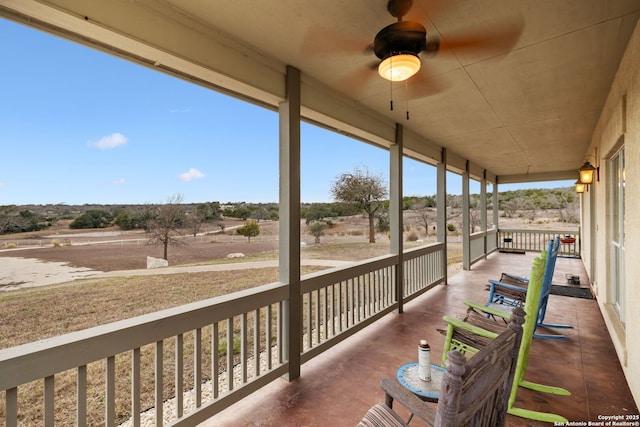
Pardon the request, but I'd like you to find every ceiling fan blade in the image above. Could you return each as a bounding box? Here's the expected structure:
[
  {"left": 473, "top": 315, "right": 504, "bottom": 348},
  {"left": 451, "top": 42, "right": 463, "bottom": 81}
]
[
  {"left": 406, "top": 0, "right": 450, "bottom": 24},
  {"left": 406, "top": 69, "right": 448, "bottom": 99},
  {"left": 436, "top": 19, "right": 524, "bottom": 56},
  {"left": 301, "top": 26, "right": 371, "bottom": 55},
  {"left": 332, "top": 64, "right": 379, "bottom": 95}
]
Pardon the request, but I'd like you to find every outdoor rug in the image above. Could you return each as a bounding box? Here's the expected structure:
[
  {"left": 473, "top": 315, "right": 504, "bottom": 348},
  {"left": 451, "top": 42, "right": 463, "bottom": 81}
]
[{"left": 550, "top": 285, "right": 593, "bottom": 299}]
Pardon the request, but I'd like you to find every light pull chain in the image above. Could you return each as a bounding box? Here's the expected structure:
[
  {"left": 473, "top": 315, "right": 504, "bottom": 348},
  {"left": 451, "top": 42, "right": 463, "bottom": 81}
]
[
  {"left": 389, "top": 56, "right": 394, "bottom": 111},
  {"left": 405, "top": 79, "right": 410, "bottom": 120}
]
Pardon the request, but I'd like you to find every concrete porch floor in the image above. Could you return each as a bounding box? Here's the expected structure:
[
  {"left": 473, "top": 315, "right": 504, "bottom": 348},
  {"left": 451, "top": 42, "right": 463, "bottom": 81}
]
[{"left": 201, "top": 251, "right": 637, "bottom": 426}]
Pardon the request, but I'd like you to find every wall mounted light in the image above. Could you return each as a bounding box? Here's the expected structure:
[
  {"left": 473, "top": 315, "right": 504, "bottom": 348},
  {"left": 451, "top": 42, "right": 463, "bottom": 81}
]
[
  {"left": 578, "top": 161, "right": 597, "bottom": 185},
  {"left": 378, "top": 54, "right": 421, "bottom": 82},
  {"left": 575, "top": 179, "right": 585, "bottom": 194}
]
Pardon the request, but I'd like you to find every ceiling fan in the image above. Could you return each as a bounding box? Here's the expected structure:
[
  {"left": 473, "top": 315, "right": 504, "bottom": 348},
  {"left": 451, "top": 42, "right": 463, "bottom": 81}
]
[
  {"left": 371, "top": 0, "right": 523, "bottom": 84},
  {"left": 372, "top": 0, "right": 437, "bottom": 82},
  {"left": 307, "top": 0, "right": 524, "bottom": 98}
]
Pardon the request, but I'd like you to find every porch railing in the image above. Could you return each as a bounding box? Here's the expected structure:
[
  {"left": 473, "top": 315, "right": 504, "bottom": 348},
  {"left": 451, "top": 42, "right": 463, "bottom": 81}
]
[
  {"left": 0, "top": 243, "right": 445, "bottom": 426},
  {"left": 498, "top": 228, "right": 580, "bottom": 257},
  {"left": 468, "top": 228, "right": 499, "bottom": 268}
]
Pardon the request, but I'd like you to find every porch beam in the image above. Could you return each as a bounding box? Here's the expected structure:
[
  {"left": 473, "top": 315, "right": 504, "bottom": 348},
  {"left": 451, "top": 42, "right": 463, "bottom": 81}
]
[
  {"left": 498, "top": 170, "right": 577, "bottom": 183},
  {"left": 279, "top": 65, "right": 301, "bottom": 381}
]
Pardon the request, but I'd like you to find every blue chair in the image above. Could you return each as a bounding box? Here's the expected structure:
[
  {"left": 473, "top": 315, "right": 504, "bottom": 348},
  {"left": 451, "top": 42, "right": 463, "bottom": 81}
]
[{"left": 479, "top": 236, "right": 573, "bottom": 339}]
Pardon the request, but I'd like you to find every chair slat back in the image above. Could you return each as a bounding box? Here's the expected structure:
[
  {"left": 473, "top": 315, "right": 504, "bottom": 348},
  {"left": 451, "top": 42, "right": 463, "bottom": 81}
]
[{"left": 436, "top": 308, "right": 525, "bottom": 427}]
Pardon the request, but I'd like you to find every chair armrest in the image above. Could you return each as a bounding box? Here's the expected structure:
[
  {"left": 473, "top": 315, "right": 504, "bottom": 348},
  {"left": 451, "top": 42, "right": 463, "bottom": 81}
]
[
  {"left": 488, "top": 280, "right": 527, "bottom": 293},
  {"left": 464, "top": 301, "right": 510, "bottom": 320},
  {"left": 442, "top": 316, "right": 499, "bottom": 339},
  {"left": 500, "top": 272, "right": 529, "bottom": 285},
  {"left": 380, "top": 377, "right": 436, "bottom": 426},
  {"left": 488, "top": 280, "right": 528, "bottom": 301}
]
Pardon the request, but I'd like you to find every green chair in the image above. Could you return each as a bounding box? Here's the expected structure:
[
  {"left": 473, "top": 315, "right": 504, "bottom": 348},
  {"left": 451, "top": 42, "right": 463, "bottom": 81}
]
[{"left": 441, "top": 252, "right": 571, "bottom": 424}]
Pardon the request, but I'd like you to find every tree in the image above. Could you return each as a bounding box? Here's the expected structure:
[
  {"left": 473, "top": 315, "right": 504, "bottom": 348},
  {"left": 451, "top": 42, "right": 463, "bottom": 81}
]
[
  {"left": 413, "top": 200, "right": 436, "bottom": 238},
  {"left": 308, "top": 221, "right": 326, "bottom": 244},
  {"left": 236, "top": 220, "right": 260, "bottom": 242},
  {"left": 184, "top": 208, "right": 206, "bottom": 238},
  {"left": 69, "top": 209, "right": 113, "bottom": 229},
  {"left": 0, "top": 206, "right": 18, "bottom": 234},
  {"left": 331, "top": 167, "right": 387, "bottom": 243},
  {"left": 147, "top": 194, "right": 187, "bottom": 260}
]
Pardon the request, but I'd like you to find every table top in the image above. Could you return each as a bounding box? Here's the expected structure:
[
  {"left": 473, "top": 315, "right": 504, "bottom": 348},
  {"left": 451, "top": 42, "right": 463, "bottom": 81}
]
[{"left": 396, "top": 362, "right": 446, "bottom": 401}]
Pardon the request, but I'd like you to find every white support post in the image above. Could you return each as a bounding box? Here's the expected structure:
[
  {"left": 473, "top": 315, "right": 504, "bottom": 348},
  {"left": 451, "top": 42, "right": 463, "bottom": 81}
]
[
  {"left": 437, "top": 150, "right": 448, "bottom": 282},
  {"left": 493, "top": 182, "right": 499, "bottom": 232},
  {"left": 279, "top": 65, "right": 301, "bottom": 381},
  {"left": 390, "top": 124, "right": 404, "bottom": 312},
  {"left": 481, "top": 172, "right": 487, "bottom": 257},
  {"left": 462, "top": 168, "right": 470, "bottom": 270}
]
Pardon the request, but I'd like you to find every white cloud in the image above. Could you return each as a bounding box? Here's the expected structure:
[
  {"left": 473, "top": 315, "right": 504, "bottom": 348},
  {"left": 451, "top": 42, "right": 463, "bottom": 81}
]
[
  {"left": 88, "top": 133, "right": 128, "bottom": 149},
  {"left": 177, "top": 168, "right": 205, "bottom": 182},
  {"left": 112, "top": 178, "right": 126, "bottom": 185}
]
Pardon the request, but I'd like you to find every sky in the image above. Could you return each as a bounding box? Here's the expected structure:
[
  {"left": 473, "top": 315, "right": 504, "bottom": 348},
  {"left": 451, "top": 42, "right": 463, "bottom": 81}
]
[{"left": 0, "top": 18, "right": 574, "bottom": 206}]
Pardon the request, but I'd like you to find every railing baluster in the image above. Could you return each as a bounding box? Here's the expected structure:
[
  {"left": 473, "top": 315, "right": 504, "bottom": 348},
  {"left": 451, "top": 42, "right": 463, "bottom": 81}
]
[
  {"left": 226, "top": 318, "right": 233, "bottom": 391},
  {"left": 364, "top": 273, "right": 370, "bottom": 317},
  {"left": 313, "top": 290, "right": 320, "bottom": 346},
  {"left": 212, "top": 323, "right": 219, "bottom": 399},
  {"left": 175, "top": 333, "right": 184, "bottom": 418},
  {"left": 6, "top": 387, "right": 17, "bottom": 427},
  {"left": 305, "top": 292, "right": 312, "bottom": 349},
  {"left": 349, "top": 278, "right": 354, "bottom": 327},
  {"left": 277, "top": 301, "right": 284, "bottom": 364},
  {"left": 266, "top": 305, "right": 272, "bottom": 370},
  {"left": 241, "top": 313, "right": 247, "bottom": 383},
  {"left": 131, "top": 348, "right": 141, "bottom": 427},
  {"left": 356, "top": 277, "right": 360, "bottom": 322},
  {"left": 194, "top": 328, "right": 202, "bottom": 408},
  {"left": 106, "top": 356, "right": 115, "bottom": 426},
  {"left": 322, "top": 288, "right": 328, "bottom": 343},
  {"left": 155, "top": 340, "right": 164, "bottom": 427},
  {"left": 329, "top": 285, "right": 335, "bottom": 337},
  {"left": 253, "top": 309, "right": 260, "bottom": 377},
  {"left": 77, "top": 364, "right": 87, "bottom": 427},
  {"left": 44, "top": 375, "right": 54, "bottom": 427}
]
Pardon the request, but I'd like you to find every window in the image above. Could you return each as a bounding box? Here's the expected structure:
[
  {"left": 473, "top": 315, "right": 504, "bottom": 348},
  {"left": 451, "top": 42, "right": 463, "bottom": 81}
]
[{"left": 609, "top": 145, "right": 625, "bottom": 325}]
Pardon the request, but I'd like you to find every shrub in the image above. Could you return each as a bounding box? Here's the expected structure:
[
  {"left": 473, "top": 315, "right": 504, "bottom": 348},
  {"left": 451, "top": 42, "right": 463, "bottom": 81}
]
[
  {"left": 69, "top": 210, "right": 113, "bottom": 229},
  {"left": 406, "top": 229, "right": 419, "bottom": 242},
  {"left": 447, "top": 223, "right": 456, "bottom": 232},
  {"left": 236, "top": 220, "right": 260, "bottom": 242}
]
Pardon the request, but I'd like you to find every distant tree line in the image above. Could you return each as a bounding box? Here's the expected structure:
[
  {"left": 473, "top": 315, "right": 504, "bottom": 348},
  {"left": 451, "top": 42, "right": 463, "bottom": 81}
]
[
  {"left": 0, "top": 206, "right": 52, "bottom": 234},
  {"left": 0, "top": 187, "right": 578, "bottom": 237}
]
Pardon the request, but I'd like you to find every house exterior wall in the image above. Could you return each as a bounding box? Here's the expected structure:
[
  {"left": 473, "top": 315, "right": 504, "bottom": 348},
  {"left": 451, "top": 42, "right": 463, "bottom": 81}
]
[{"left": 586, "top": 18, "right": 640, "bottom": 404}]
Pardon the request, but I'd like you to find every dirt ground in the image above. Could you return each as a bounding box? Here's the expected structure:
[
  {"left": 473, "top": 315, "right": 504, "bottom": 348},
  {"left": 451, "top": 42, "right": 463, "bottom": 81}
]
[
  {"left": 0, "top": 212, "right": 575, "bottom": 286},
  {"left": 0, "top": 219, "right": 280, "bottom": 271}
]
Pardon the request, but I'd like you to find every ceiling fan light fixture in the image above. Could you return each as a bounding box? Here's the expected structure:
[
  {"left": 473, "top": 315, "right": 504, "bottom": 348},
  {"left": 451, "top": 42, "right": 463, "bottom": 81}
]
[{"left": 378, "top": 54, "right": 420, "bottom": 82}]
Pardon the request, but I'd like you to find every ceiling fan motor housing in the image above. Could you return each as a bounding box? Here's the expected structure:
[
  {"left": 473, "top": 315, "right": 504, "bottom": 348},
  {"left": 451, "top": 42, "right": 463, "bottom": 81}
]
[{"left": 373, "top": 21, "right": 427, "bottom": 60}]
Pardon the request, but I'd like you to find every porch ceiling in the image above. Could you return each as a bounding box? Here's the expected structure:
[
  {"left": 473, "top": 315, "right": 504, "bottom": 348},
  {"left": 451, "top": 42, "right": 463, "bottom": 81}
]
[{"left": 2, "top": 0, "right": 639, "bottom": 181}]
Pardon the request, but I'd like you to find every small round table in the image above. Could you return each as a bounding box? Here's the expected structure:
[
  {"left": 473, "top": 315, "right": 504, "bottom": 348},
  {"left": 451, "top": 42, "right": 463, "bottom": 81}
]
[{"left": 396, "top": 362, "right": 446, "bottom": 402}]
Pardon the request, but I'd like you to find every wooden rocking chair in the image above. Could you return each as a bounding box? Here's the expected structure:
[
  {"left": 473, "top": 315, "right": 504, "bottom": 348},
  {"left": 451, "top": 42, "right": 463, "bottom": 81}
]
[
  {"left": 357, "top": 309, "right": 524, "bottom": 427},
  {"left": 440, "top": 252, "right": 571, "bottom": 424}
]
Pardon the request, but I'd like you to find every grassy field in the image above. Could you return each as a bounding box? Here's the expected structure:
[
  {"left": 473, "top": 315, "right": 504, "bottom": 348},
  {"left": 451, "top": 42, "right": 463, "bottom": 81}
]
[{"left": 0, "top": 240, "right": 461, "bottom": 425}]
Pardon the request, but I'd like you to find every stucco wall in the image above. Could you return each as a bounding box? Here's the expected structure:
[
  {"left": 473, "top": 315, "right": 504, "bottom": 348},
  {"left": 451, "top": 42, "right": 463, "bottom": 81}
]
[{"left": 587, "top": 19, "right": 640, "bottom": 404}]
